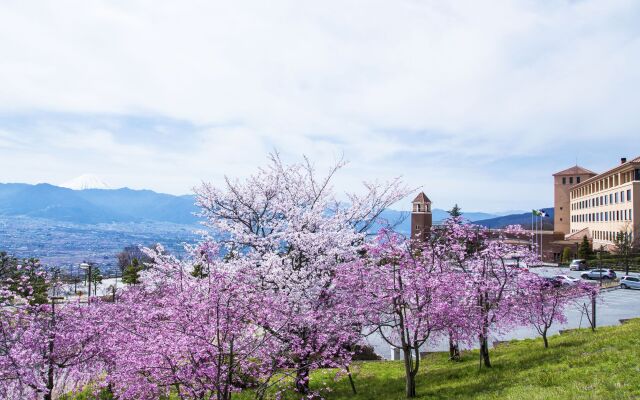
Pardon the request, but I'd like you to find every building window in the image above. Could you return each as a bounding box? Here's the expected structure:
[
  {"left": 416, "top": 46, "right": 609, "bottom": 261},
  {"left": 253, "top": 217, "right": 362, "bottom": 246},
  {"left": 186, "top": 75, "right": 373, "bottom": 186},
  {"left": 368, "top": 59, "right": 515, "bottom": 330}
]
[
  {"left": 577, "top": 176, "right": 581, "bottom": 183},
  {"left": 569, "top": 177, "right": 574, "bottom": 184},
  {"left": 562, "top": 177, "right": 566, "bottom": 184},
  {"left": 628, "top": 189, "right": 632, "bottom": 201},
  {"left": 621, "top": 191, "right": 625, "bottom": 203}
]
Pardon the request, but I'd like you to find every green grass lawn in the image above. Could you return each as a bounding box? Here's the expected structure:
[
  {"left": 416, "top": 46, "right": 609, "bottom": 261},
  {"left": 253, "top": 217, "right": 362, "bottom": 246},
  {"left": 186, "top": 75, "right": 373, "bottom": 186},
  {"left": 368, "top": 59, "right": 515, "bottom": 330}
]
[{"left": 294, "top": 319, "right": 640, "bottom": 400}]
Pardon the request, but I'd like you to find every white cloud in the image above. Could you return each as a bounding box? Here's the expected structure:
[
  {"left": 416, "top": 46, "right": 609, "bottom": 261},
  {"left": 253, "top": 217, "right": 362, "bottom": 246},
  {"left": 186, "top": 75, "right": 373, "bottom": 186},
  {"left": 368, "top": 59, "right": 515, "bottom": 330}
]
[{"left": 0, "top": 0, "right": 639, "bottom": 210}]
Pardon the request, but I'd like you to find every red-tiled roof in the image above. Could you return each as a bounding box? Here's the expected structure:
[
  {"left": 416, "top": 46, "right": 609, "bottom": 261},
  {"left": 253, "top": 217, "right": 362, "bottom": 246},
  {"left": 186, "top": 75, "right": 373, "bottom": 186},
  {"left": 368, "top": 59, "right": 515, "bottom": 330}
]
[
  {"left": 553, "top": 165, "right": 597, "bottom": 176},
  {"left": 412, "top": 192, "right": 431, "bottom": 203}
]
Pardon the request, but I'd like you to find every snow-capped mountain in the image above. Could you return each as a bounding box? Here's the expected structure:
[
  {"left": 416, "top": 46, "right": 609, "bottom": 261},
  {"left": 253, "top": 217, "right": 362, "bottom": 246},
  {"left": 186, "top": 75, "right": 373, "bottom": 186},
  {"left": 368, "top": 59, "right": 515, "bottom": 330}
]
[{"left": 60, "top": 174, "right": 111, "bottom": 190}]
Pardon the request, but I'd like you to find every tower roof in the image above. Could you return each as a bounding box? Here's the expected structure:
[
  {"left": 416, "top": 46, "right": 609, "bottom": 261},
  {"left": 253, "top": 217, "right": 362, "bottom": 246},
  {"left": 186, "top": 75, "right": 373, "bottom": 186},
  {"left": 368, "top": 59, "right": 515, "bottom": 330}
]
[
  {"left": 552, "top": 165, "right": 597, "bottom": 177},
  {"left": 412, "top": 192, "right": 431, "bottom": 203}
]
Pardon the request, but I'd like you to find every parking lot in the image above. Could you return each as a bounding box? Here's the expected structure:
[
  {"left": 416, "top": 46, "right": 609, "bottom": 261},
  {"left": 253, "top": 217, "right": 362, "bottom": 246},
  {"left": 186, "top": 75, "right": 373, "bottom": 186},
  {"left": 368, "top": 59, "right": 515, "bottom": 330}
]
[
  {"left": 368, "top": 265, "right": 640, "bottom": 359},
  {"left": 533, "top": 265, "right": 637, "bottom": 281}
]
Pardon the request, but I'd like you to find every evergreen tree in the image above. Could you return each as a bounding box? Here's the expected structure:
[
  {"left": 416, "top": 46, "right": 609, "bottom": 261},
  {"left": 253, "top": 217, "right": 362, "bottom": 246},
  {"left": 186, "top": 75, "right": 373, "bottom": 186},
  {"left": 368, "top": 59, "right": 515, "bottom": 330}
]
[
  {"left": 91, "top": 267, "right": 103, "bottom": 295},
  {"left": 190, "top": 263, "right": 208, "bottom": 279},
  {"left": 122, "top": 258, "right": 143, "bottom": 285},
  {"left": 448, "top": 204, "right": 462, "bottom": 218},
  {"left": 577, "top": 236, "right": 592, "bottom": 260},
  {"left": 561, "top": 247, "right": 572, "bottom": 264}
]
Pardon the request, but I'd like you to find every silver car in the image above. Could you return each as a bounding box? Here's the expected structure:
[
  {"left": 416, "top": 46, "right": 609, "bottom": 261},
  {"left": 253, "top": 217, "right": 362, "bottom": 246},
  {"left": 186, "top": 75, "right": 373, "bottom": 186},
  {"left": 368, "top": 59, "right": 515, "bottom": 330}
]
[
  {"left": 569, "top": 259, "right": 588, "bottom": 271},
  {"left": 620, "top": 276, "right": 640, "bottom": 289},
  {"left": 581, "top": 269, "right": 617, "bottom": 280}
]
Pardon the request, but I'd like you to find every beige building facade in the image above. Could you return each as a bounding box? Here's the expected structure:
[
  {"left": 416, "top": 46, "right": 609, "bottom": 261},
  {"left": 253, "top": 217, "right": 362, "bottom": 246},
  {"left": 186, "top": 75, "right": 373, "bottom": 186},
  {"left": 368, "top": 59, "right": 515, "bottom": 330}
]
[
  {"left": 553, "top": 166, "right": 597, "bottom": 235},
  {"left": 555, "top": 157, "right": 640, "bottom": 251}
]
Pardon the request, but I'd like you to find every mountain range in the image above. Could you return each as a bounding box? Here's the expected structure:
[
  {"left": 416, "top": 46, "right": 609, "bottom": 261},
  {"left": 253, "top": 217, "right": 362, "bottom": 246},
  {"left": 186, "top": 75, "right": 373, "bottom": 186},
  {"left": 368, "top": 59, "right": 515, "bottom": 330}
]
[
  {"left": 473, "top": 208, "right": 555, "bottom": 230},
  {"left": 0, "top": 183, "right": 199, "bottom": 225},
  {"left": 0, "top": 180, "right": 552, "bottom": 270},
  {"left": 0, "top": 182, "right": 512, "bottom": 227}
]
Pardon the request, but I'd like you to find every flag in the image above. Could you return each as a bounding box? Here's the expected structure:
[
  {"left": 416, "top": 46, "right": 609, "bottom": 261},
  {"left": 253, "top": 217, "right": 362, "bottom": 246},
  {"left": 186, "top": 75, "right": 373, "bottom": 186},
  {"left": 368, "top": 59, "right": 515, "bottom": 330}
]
[{"left": 532, "top": 209, "right": 542, "bottom": 216}]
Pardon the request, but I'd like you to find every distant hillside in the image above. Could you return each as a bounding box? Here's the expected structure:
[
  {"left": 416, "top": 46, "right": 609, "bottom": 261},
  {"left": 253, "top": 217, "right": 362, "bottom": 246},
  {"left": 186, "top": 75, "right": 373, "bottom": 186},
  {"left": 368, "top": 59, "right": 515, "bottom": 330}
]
[
  {"left": 474, "top": 208, "right": 554, "bottom": 230},
  {"left": 0, "top": 183, "right": 199, "bottom": 224},
  {"left": 0, "top": 182, "right": 502, "bottom": 228}
]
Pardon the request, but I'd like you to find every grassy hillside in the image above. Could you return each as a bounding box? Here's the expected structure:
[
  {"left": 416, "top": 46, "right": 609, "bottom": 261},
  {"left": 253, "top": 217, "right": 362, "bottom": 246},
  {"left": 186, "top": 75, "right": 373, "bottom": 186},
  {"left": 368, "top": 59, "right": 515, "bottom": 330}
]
[{"left": 302, "top": 320, "right": 640, "bottom": 400}]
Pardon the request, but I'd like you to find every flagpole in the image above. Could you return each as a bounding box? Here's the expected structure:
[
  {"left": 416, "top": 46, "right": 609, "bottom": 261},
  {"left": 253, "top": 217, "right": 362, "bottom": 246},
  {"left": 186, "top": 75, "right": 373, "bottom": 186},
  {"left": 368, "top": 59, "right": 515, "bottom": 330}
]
[
  {"left": 537, "top": 213, "right": 539, "bottom": 262},
  {"left": 540, "top": 211, "right": 544, "bottom": 263},
  {"left": 537, "top": 214, "right": 540, "bottom": 262}
]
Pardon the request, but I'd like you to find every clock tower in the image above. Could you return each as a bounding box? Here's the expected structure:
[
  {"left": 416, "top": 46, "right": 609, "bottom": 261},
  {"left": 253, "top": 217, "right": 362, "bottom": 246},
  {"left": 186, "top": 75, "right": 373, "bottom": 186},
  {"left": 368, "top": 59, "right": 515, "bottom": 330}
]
[{"left": 411, "top": 192, "right": 432, "bottom": 242}]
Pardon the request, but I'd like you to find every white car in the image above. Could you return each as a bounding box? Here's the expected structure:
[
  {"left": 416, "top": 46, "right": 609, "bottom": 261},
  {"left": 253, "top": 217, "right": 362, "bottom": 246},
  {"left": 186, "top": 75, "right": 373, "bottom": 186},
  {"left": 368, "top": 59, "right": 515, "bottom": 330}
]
[
  {"left": 554, "top": 275, "right": 580, "bottom": 286},
  {"left": 620, "top": 276, "right": 640, "bottom": 290}
]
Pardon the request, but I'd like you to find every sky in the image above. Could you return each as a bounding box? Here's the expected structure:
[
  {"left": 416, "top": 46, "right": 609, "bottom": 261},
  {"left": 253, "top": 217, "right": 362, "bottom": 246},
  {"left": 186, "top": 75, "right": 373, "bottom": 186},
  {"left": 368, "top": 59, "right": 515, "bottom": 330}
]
[{"left": 0, "top": 0, "right": 639, "bottom": 212}]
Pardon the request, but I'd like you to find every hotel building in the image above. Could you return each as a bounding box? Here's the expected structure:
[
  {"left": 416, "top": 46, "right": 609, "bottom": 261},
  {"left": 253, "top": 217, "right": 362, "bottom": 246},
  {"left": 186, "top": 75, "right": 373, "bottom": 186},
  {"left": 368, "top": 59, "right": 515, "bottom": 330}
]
[{"left": 554, "top": 157, "right": 640, "bottom": 251}]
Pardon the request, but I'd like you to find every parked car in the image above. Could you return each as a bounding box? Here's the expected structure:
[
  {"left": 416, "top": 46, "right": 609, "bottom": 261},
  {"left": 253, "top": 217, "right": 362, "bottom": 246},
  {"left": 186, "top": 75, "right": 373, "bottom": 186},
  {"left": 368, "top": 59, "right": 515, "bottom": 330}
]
[
  {"left": 581, "top": 269, "right": 617, "bottom": 280},
  {"left": 554, "top": 275, "right": 580, "bottom": 286},
  {"left": 620, "top": 276, "right": 640, "bottom": 289},
  {"left": 569, "top": 259, "right": 588, "bottom": 271}
]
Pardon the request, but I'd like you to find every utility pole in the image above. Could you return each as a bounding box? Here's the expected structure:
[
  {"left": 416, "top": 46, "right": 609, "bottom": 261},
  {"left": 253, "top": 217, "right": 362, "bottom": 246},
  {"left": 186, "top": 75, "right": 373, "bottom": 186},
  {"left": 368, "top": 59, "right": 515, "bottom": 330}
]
[
  {"left": 80, "top": 263, "right": 92, "bottom": 305},
  {"left": 591, "top": 293, "right": 597, "bottom": 331},
  {"left": 45, "top": 296, "right": 64, "bottom": 400}
]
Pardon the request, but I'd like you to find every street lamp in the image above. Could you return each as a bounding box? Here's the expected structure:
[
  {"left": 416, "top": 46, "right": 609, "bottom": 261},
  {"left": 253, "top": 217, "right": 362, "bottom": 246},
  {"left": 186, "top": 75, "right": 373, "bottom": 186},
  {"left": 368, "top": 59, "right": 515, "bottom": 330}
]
[{"left": 79, "top": 263, "right": 92, "bottom": 305}]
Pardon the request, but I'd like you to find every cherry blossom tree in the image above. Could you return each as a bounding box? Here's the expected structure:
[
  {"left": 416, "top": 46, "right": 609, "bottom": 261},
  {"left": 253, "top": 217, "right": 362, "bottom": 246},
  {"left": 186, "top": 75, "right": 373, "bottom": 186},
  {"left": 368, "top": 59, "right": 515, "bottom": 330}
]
[
  {"left": 100, "top": 244, "right": 289, "bottom": 400},
  {"left": 517, "top": 274, "right": 597, "bottom": 348},
  {"left": 336, "top": 229, "right": 461, "bottom": 398},
  {"left": 0, "top": 262, "right": 105, "bottom": 400},
  {"left": 438, "top": 221, "right": 537, "bottom": 368},
  {"left": 193, "top": 152, "right": 409, "bottom": 395}
]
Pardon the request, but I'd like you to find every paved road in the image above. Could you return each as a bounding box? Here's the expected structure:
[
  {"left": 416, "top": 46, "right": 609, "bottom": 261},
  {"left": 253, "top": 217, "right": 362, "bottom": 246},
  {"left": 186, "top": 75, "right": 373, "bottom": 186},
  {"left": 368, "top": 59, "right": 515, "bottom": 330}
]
[
  {"left": 533, "top": 265, "right": 636, "bottom": 280},
  {"left": 367, "top": 267, "right": 640, "bottom": 359}
]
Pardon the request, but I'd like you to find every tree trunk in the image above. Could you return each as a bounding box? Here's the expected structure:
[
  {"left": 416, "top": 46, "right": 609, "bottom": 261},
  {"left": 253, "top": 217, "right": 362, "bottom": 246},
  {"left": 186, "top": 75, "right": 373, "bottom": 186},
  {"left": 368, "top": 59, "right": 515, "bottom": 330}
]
[
  {"left": 402, "top": 348, "right": 417, "bottom": 398},
  {"left": 542, "top": 327, "right": 549, "bottom": 348},
  {"left": 45, "top": 359, "right": 54, "bottom": 400},
  {"left": 479, "top": 335, "right": 491, "bottom": 368},
  {"left": 625, "top": 260, "right": 629, "bottom": 277},
  {"left": 222, "top": 342, "right": 234, "bottom": 400},
  {"left": 345, "top": 365, "right": 357, "bottom": 394},
  {"left": 448, "top": 333, "right": 460, "bottom": 361},
  {"left": 295, "top": 365, "right": 310, "bottom": 395}
]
